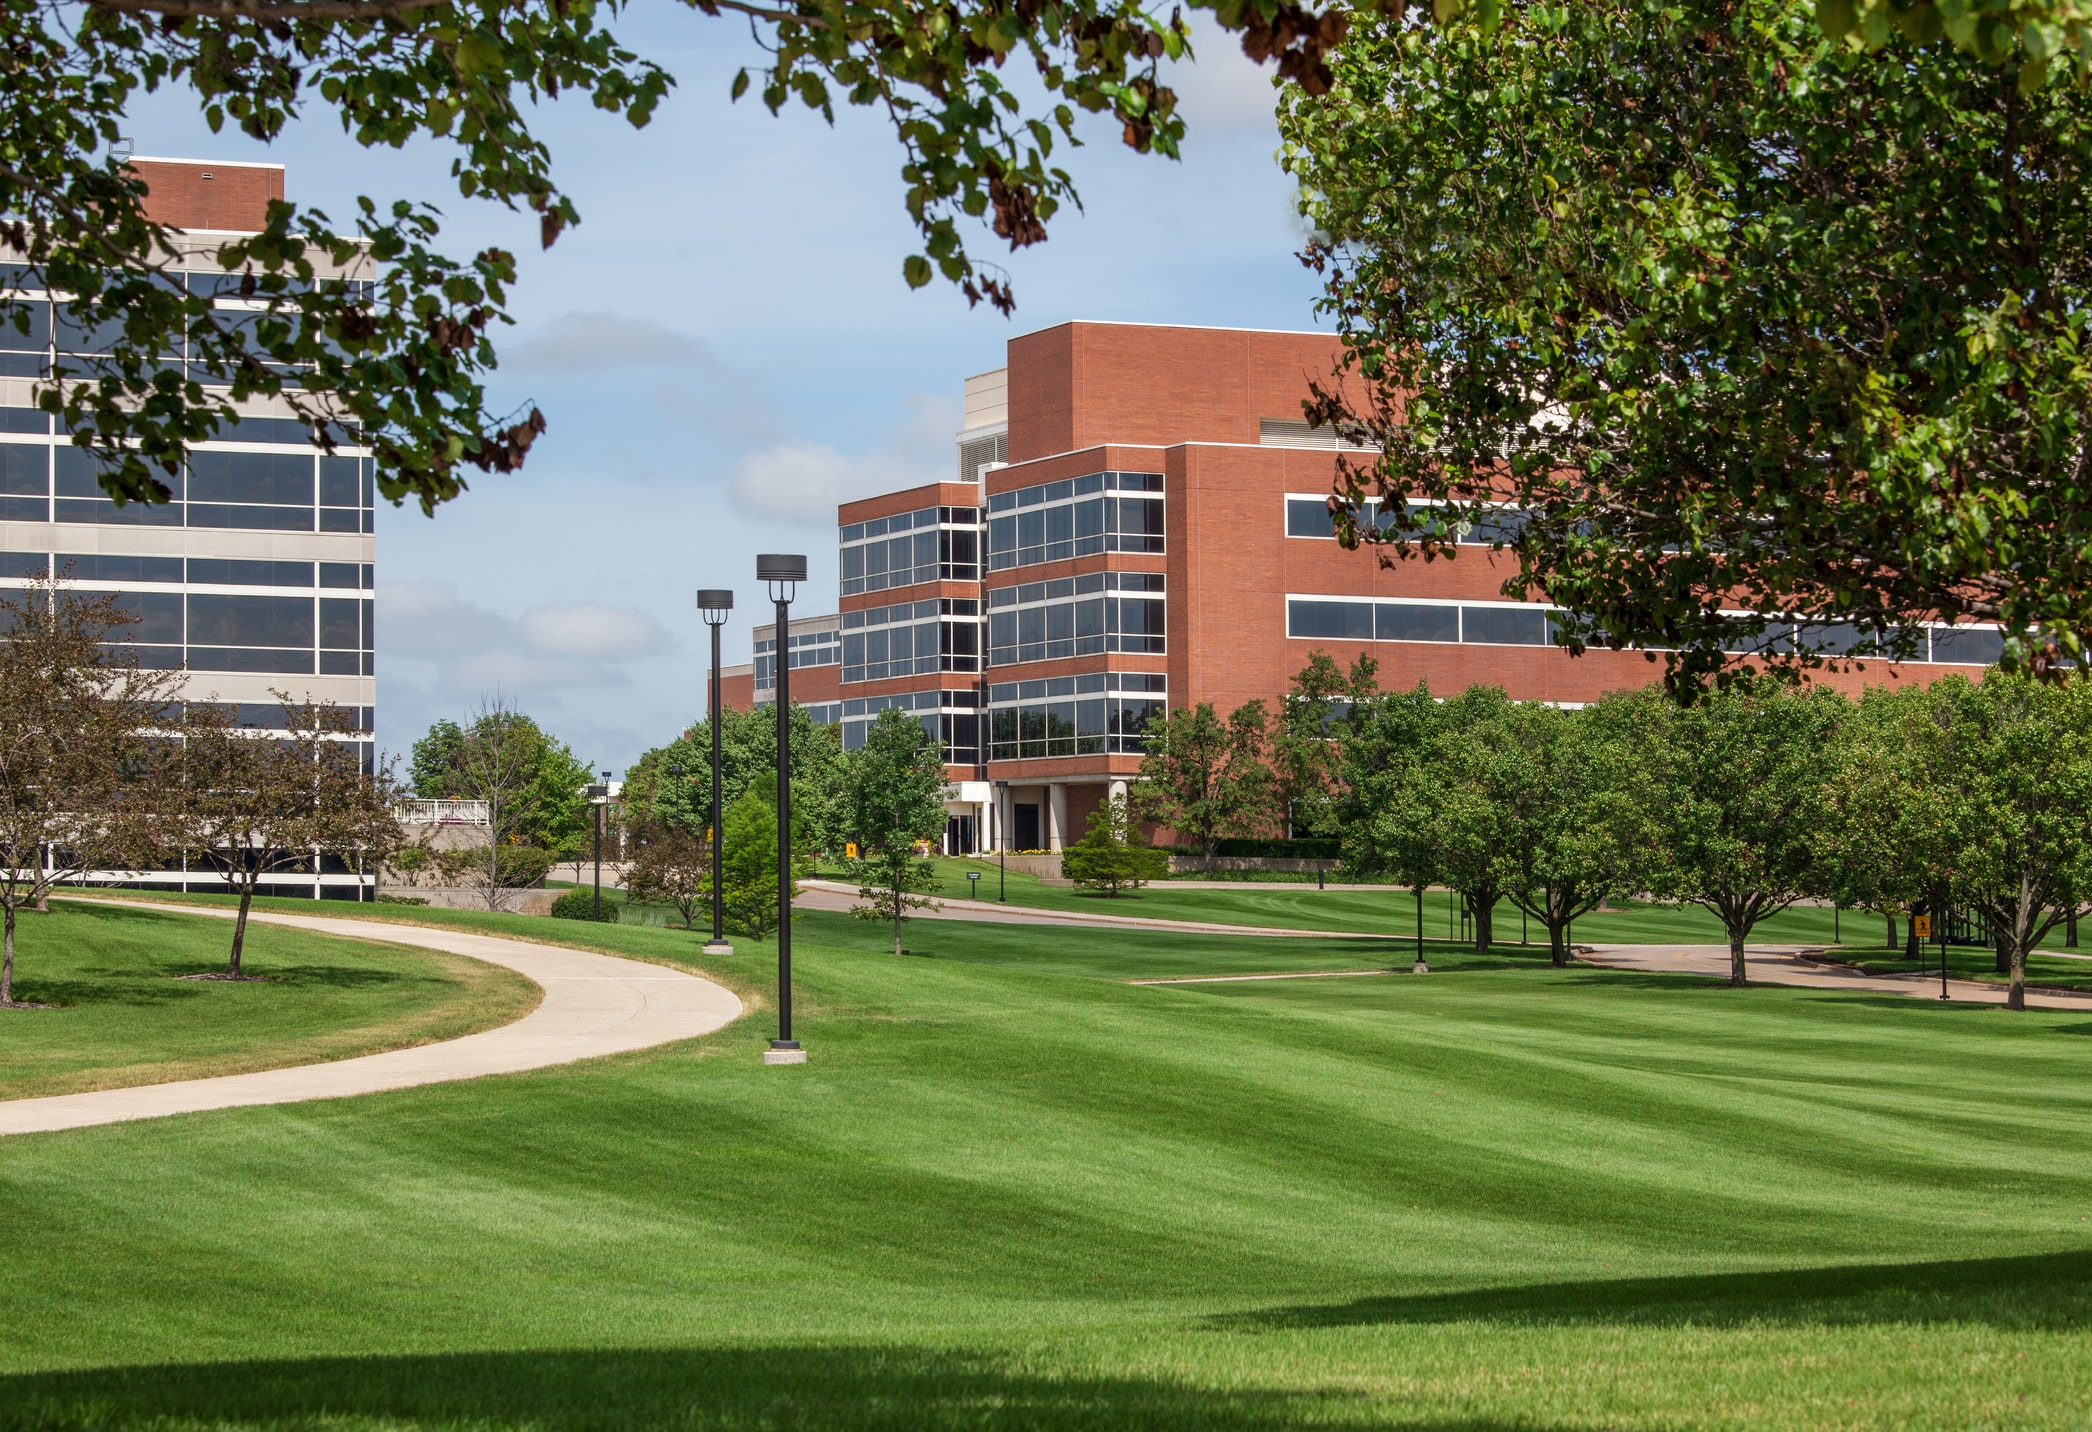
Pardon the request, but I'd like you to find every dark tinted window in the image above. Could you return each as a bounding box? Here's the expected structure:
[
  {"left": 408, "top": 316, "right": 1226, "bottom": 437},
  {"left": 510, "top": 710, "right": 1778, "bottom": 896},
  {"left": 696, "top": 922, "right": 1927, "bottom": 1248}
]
[
  {"left": 187, "top": 559, "right": 313, "bottom": 588},
  {"left": 1378, "top": 603, "right": 1459, "bottom": 643},
  {"left": 1286, "top": 498, "right": 1335, "bottom": 538},
  {"left": 65, "top": 554, "right": 184, "bottom": 583},
  {"left": 1287, "top": 599, "right": 1374, "bottom": 641},
  {"left": 0, "top": 302, "right": 50, "bottom": 352},
  {"left": 0, "top": 444, "right": 45, "bottom": 495},
  {"left": 187, "top": 504, "right": 312, "bottom": 532},
  {"left": 54, "top": 305, "right": 125, "bottom": 354},
  {"left": 187, "top": 450, "right": 313, "bottom": 505},
  {"left": 187, "top": 594, "right": 313, "bottom": 647},
  {"left": 1463, "top": 606, "right": 1548, "bottom": 646},
  {"left": 0, "top": 408, "right": 47, "bottom": 434},
  {"left": 1931, "top": 627, "right": 2005, "bottom": 666},
  {"left": 320, "top": 597, "right": 360, "bottom": 648},
  {"left": 0, "top": 552, "right": 48, "bottom": 578},
  {"left": 319, "top": 562, "right": 361, "bottom": 589},
  {"left": 105, "top": 590, "right": 184, "bottom": 643},
  {"left": 319, "top": 456, "right": 361, "bottom": 507},
  {"left": 53, "top": 497, "right": 183, "bottom": 526}
]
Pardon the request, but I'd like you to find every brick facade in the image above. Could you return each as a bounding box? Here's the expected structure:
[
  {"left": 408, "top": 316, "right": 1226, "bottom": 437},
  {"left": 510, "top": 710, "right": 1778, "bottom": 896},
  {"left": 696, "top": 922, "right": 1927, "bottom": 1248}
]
[{"left": 130, "top": 158, "right": 284, "bottom": 233}]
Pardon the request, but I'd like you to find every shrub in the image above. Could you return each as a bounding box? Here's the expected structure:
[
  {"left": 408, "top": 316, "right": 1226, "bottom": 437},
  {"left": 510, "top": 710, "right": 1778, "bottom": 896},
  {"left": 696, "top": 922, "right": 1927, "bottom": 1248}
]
[
  {"left": 550, "top": 887, "right": 620, "bottom": 922},
  {"left": 1061, "top": 795, "right": 1170, "bottom": 896}
]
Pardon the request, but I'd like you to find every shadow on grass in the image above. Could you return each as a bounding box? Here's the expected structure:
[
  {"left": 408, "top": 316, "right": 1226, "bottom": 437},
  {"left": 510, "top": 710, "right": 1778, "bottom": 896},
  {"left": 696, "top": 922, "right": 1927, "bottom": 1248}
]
[
  {"left": 0, "top": 1345, "right": 1526, "bottom": 1432},
  {"left": 1216, "top": 1249, "right": 2092, "bottom": 1334}
]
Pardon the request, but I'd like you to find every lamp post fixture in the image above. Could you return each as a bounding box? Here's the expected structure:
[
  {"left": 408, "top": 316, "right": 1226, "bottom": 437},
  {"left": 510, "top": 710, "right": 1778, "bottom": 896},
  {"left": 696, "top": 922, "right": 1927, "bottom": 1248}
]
[
  {"left": 757, "top": 554, "right": 808, "bottom": 1065},
  {"left": 994, "top": 778, "right": 1009, "bottom": 902},
  {"left": 697, "top": 588, "right": 735, "bottom": 955},
  {"left": 588, "top": 770, "right": 612, "bottom": 919}
]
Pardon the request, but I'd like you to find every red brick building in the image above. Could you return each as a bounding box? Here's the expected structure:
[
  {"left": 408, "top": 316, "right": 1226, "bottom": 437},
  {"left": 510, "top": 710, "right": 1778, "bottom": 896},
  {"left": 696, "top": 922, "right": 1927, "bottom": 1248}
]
[{"left": 723, "top": 321, "right": 2001, "bottom": 854}]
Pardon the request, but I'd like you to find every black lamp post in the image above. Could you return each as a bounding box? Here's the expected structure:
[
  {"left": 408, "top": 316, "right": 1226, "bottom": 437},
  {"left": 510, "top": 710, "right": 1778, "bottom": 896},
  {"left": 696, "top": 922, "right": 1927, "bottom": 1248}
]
[
  {"left": 758, "top": 554, "right": 808, "bottom": 1065},
  {"left": 588, "top": 771, "right": 611, "bottom": 919},
  {"left": 994, "top": 778, "right": 1009, "bottom": 902},
  {"left": 697, "top": 588, "right": 734, "bottom": 955}
]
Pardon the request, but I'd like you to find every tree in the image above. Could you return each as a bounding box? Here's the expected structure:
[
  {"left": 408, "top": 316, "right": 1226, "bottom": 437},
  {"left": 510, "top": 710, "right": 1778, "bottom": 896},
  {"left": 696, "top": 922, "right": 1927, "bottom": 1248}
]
[
  {"left": 1280, "top": 1, "right": 2092, "bottom": 694},
  {"left": 1061, "top": 793, "right": 1170, "bottom": 896},
  {"left": 425, "top": 701, "right": 590, "bottom": 904},
  {"left": 623, "top": 821, "right": 711, "bottom": 931},
  {"left": 1929, "top": 672, "right": 2092, "bottom": 1009},
  {"left": 1494, "top": 696, "right": 1661, "bottom": 967},
  {"left": 1271, "top": 651, "right": 1378, "bottom": 838},
  {"left": 174, "top": 697, "right": 403, "bottom": 977},
  {"left": 2, "top": 0, "right": 1346, "bottom": 522},
  {"left": 1818, "top": 686, "right": 1958, "bottom": 953},
  {"left": 408, "top": 719, "right": 466, "bottom": 798},
  {"left": 626, "top": 702, "right": 844, "bottom": 856},
  {"left": 834, "top": 707, "right": 949, "bottom": 956},
  {"left": 0, "top": 577, "right": 176, "bottom": 1007},
  {"left": 1421, "top": 685, "right": 1518, "bottom": 952},
  {"left": 718, "top": 786, "right": 782, "bottom": 942},
  {"left": 1132, "top": 700, "right": 1279, "bottom": 868},
  {"left": 1335, "top": 679, "right": 1448, "bottom": 935},
  {"left": 1644, "top": 683, "right": 1847, "bottom": 987}
]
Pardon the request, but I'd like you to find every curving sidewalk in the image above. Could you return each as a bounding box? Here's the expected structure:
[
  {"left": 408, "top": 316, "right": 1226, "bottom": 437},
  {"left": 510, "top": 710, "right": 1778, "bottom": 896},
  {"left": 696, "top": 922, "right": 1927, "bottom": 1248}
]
[{"left": 0, "top": 900, "right": 744, "bottom": 1138}]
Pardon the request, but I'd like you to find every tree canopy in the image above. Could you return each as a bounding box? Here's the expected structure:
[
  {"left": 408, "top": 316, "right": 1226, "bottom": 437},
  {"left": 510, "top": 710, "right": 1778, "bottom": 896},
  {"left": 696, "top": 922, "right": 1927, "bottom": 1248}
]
[
  {"left": 1280, "top": 0, "right": 2092, "bottom": 693},
  {"left": 9, "top": 0, "right": 1349, "bottom": 514}
]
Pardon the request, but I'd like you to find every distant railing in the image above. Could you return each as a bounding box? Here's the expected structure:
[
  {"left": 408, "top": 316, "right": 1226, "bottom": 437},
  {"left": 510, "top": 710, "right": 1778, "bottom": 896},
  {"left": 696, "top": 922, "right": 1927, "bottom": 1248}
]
[{"left": 397, "top": 799, "right": 490, "bottom": 826}]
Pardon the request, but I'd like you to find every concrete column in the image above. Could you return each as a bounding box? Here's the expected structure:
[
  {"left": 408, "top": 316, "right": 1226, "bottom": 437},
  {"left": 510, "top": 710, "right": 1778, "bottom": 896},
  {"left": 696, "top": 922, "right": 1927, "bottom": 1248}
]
[
  {"left": 1107, "top": 778, "right": 1128, "bottom": 805},
  {"left": 1047, "top": 783, "right": 1069, "bottom": 851}
]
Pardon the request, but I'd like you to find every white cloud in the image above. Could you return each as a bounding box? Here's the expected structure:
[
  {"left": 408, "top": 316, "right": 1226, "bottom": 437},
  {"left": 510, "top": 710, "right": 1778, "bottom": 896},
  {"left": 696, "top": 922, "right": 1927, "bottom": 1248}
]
[
  {"left": 730, "top": 391, "right": 960, "bottom": 523},
  {"left": 522, "top": 603, "right": 668, "bottom": 660},
  {"left": 504, "top": 311, "right": 711, "bottom": 373}
]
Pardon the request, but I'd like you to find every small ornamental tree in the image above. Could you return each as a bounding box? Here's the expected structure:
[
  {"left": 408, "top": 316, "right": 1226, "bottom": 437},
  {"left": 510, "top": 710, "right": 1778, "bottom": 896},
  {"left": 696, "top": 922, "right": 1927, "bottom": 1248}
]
[
  {"left": 719, "top": 787, "right": 782, "bottom": 943},
  {"left": 176, "top": 697, "right": 403, "bottom": 978},
  {"left": 1336, "top": 680, "right": 1448, "bottom": 934},
  {"left": 835, "top": 707, "right": 949, "bottom": 956},
  {"left": 1819, "top": 686, "right": 1959, "bottom": 954},
  {"left": 1132, "top": 700, "right": 1280, "bottom": 868},
  {"left": 0, "top": 577, "right": 177, "bottom": 1008},
  {"left": 1496, "top": 696, "right": 1662, "bottom": 967},
  {"left": 1061, "top": 794, "right": 1171, "bottom": 897},
  {"left": 1930, "top": 672, "right": 2092, "bottom": 1009},
  {"left": 1645, "top": 683, "right": 1847, "bottom": 987},
  {"left": 623, "top": 821, "right": 712, "bottom": 931},
  {"left": 1272, "top": 651, "right": 1379, "bottom": 838}
]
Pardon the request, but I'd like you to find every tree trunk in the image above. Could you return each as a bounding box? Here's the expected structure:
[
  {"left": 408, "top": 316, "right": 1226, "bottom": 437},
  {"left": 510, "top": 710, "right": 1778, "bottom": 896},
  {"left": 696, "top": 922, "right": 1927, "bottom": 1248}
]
[
  {"left": 1549, "top": 919, "right": 1569, "bottom": 967},
  {"left": 1995, "top": 926, "right": 2011, "bottom": 975},
  {"left": 2, "top": 900, "right": 14, "bottom": 1004},
  {"left": 893, "top": 888, "right": 903, "bottom": 957},
  {"left": 1905, "top": 912, "right": 1922, "bottom": 961},
  {"left": 1884, "top": 910, "right": 1897, "bottom": 951},
  {"left": 1473, "top": 896, "right": 1493, "bottom": 954},
  {"left": 230, "top": 881, "right": 254, "bottom": 977},
  {"left": 2007, "top": 933, "right": 2027, "bottom": 1012},
  {"left": 1728, "top": 925, "right": 1748, "bottom": 987}
]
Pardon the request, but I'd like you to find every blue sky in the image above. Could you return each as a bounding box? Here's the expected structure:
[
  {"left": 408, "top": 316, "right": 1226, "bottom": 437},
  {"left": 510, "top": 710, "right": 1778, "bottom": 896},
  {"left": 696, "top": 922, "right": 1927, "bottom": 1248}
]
[{"left": 124, "top": 8, "right": 1329, "bottom": 774}]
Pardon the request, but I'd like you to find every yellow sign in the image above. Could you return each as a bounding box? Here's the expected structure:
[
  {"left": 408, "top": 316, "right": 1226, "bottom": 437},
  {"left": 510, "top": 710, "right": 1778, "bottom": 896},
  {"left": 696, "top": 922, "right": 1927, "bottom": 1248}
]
[
  {"left": 845, "top": 842, "right": 859, "bottom": 859},
  {"left": 1913, "top": 915, "right": 1932, "bottom": 939}
]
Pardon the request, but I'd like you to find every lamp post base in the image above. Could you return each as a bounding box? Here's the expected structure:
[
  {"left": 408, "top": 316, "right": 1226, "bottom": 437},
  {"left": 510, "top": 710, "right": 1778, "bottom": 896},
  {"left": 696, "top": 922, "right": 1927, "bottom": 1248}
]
[
  {"left": 1412, "top": 959, "right": 1430, "bottom": 975},
  {"left": 763, "top": 1040, "right": 806, "bottom": 1065},
  {"left": 702, "top": 939, "right": 734, "bottom": 956}
]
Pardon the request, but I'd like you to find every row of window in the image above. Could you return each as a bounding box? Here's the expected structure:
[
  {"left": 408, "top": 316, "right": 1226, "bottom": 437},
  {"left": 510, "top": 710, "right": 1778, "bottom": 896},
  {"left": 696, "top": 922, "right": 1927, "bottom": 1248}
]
[
  {"left": 986, "top": 473, "right": 1165, "bottom": 572},
  {"left": 842, "top": 617, "right": 979, "bottom": 683},
  {"left": 839, "top": 505, "right": 983, "bottom": 597},
  {"left": 0, "top": 442, "right": 373, "bottom": 505},
  {"left": 1, "top": 265, "right": 374, "bottom": 301},
  {"left": 985, "top": 673, "right": 1169, "bottom": 760},
  {"left": 843, "top": 596, "right": 981, "bottom": 627},
  {"left": 1284, "top": 497, "right": 1526, "bottom": 544},
  {"left": 1286, "top": 595, "right": 2010, "bottom": 665},
  {"left": 0, "top": 554, "right": 371, "bottom": 590},
  {"left": 0, "top": 407, "right": 357, "bottom": 448},
  {"left": 987, "top": 577, "right": 1165, "bottom": 666},
  {"left": 752, "top": 627, "right": 842, "bottom": 690},
  {"left": 838, "top": 688, "right": 982, "bottom": 767}
]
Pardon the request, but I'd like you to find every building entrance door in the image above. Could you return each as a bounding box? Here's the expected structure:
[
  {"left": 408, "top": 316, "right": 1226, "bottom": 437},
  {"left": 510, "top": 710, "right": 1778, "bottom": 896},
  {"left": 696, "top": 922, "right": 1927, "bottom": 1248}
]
[
  {"left": 1013, "top": 802, "right": 1041, "bottom": 851},
  {"left": 944, "top": 814, "right": 975, "bottom": 855}
]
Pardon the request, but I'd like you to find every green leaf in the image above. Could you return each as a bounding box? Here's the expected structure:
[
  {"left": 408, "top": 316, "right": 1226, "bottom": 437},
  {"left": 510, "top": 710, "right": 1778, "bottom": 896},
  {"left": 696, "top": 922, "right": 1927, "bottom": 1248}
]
[{"left": 902, "top": 254, "right": 933, "bottom": 289}]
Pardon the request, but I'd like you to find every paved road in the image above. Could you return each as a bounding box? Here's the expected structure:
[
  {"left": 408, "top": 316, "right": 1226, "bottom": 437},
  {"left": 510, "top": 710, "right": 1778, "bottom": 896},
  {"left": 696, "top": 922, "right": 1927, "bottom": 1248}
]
[
  {"left": 0, "top": 901, "right": 744, "bottom": 1138},
  {"left": 1579, "top": 941, "right": 2092, "bottom": 1012}
]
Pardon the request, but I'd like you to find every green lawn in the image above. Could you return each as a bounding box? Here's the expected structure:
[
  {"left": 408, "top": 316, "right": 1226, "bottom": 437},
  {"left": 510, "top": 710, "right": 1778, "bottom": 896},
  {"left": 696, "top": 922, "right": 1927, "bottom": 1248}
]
[
  {"left": 3, "top": 900, "right": 2090, "bottom": 1428},
  {"left": 0, "top": 901, "right": 540, "bottom": 1100}
]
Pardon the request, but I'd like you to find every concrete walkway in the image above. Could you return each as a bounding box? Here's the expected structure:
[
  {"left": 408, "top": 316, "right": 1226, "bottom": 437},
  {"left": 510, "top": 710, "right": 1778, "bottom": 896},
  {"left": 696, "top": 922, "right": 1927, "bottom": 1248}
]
[
  {"left": 1580, "top": 941, "right": 2092, "bottom": 1012},
  {"left": 795, "top": 880, "right": 1396, "bottom": 940},
  {"left": 0, "top": 901, "right": 744, "bottom": 1138}
]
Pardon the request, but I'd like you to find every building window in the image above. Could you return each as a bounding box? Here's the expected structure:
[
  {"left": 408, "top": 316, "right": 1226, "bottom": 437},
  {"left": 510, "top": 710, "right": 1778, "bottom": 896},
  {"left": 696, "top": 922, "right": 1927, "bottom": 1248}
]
[
  {"left": 1285, "top": 594, "right": 2007, "bottom": 665},
  {"left": 841, "top": 688, "right": 979, "bottom": 766},
  {"left": 752, "top": 626, "right": 841, "bottom": 694},
  {"left": 839, "top": 505, "right": 981, "bottom": 597},
  {"left": 986, "top": 673, "right": 1166, "bottom": 760},
  {"left": 986, "top": 573, "right": 1163, "bottom": 666},
  {"left": 1286, "top": 495, "right": 1525, "bottom": 545},
  {"left": 984, "top": 472, "right": 1164, "bottom": 572},
  {"left": 841, "top": 598, "right": 980, "bottom": 683}
]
